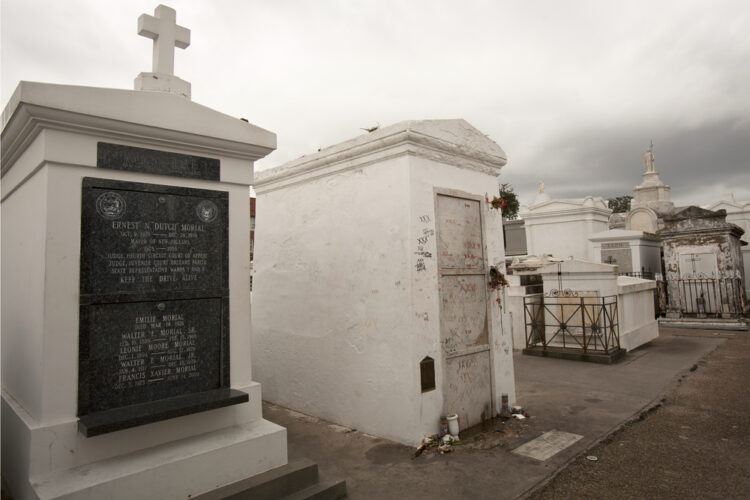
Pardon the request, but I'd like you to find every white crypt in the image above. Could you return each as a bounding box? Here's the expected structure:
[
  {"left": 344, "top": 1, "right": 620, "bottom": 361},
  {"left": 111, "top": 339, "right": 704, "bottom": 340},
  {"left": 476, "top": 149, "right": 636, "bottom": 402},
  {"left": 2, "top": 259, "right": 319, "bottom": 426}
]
[
  {"left": 251, "top": 119, "right": 517, "bottom": 445},
  {"left": 1, "top": 6, "right": 287, "bottom": 499},
  {"left": 519, "top": 183, "right": 611, "bottom": 262}
]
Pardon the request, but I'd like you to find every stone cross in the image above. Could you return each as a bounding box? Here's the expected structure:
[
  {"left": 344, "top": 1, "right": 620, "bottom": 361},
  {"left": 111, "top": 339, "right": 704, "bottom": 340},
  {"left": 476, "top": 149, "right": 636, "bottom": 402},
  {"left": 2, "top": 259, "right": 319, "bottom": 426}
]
[
  {"left": 138, "top": 5, "right": 190, "bottom": 76},
  {"left": 687, "top": 253, "right": 701, "bottom": 274}
]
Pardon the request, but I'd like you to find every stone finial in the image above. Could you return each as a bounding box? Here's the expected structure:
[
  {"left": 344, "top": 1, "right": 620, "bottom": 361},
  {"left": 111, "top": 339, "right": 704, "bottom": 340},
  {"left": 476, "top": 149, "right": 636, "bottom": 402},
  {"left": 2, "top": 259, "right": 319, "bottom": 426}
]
[
  {"left": 533, "top": 181, "right": 551, "bottom": 205},
  {"left": 134, "top": 5, "right": 192, "bottom": 99},
  {"left": 643, "top": 141, "right": 655, "bottom": 173}
]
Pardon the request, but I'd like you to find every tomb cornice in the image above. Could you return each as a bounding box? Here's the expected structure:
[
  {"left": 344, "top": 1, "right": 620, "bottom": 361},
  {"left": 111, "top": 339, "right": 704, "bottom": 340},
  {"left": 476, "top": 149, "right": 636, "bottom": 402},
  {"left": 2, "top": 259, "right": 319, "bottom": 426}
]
[
  {"left": 520, "top": 206, "right": 612, "bottom": 222},
  {"left": 2, "top": 82, "right": 276, "bottom": 175},
  {"left": 588, "top": 229, "right": 661, "bottom": 242},
  {"left": 255, "top": 119, "right": 506, "bottom": 193},
  {"left": 658, "top": 224, "right": 745, "bottom": 239}
]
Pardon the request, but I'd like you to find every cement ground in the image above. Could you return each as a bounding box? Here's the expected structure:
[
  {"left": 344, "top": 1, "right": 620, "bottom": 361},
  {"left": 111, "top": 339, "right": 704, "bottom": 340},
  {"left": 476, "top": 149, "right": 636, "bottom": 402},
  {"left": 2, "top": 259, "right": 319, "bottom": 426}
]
[
  {"left": 528, "top": 326, "right": 750, "bottom": 499},
  {"left": 264, "top": 326, "right": 741, "bottom": 499}
]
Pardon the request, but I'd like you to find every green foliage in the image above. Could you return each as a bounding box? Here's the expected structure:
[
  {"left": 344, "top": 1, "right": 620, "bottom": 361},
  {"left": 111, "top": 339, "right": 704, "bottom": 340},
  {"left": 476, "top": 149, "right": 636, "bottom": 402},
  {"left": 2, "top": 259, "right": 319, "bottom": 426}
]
[
  {"left": 608, "top": 195, "right": 633, "bottom": 213},
  {"left": 498, "top": 183, "right": 520, "bottom": 219}
]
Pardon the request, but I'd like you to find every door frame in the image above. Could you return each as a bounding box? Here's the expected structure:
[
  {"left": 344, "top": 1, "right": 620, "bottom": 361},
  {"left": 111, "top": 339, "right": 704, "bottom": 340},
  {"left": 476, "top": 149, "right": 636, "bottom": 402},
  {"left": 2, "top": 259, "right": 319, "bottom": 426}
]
[{"left": 433, "top": 187, "right": 496, "bottom": 423}]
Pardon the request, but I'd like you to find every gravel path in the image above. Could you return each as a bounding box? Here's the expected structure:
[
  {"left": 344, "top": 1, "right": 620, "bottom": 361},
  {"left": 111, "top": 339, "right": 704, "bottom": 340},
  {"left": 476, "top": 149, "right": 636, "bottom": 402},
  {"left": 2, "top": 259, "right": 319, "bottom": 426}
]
[{"left": 528, "top": 327, "right": 750, "bottom": 499}]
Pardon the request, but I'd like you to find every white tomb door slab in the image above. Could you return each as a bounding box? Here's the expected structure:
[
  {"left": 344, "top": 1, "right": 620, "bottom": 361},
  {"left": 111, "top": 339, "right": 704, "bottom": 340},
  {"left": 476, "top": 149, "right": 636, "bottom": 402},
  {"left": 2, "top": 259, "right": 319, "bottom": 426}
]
[
  {"left": 436, "top": 192, "right": 493, "bottom": 431},
  {"left": 678, "top": 252, "right": 718, "bottom": 278},
  {"left": 677, "top": 251, "right": 720, "bottom": 314}
]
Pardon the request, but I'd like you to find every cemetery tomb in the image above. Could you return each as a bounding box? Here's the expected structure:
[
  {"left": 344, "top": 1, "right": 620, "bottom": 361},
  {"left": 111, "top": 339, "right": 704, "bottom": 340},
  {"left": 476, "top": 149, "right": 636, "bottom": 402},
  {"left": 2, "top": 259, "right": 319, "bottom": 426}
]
[
  {"left": 588, "top": 229, "right": 661, "bottom": 279},
  {"left": 1, "top": 6, "right": 287, "bottom": 499},
  {"left": 659, "top": 206, "right": 746, "bottom": 318},
  {"left": 252, "top": 119, "right": 516, "bottom": 445},
  {"left": 519, "top": 186, "right": 611, "bottom": 262},
  {"left": 519, "top": 259, "right": 658, "bottom": 359}
]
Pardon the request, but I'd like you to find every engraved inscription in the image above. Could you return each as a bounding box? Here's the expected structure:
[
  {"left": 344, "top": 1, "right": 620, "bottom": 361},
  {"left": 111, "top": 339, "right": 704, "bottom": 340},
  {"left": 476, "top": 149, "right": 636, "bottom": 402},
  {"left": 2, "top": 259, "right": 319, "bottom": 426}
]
[
  {"left": 97, "top": 142, "right": 220, "bottom": 181},
  {"left": 84, "top": 298, "right": 223, "bottom": 414},
  {"left": 103, "top": 222, "right": 209, "bottom": 286},
  {"left": 78, "top": 179, "right": 232, "bottom": 429},
  {"left": 81, "top": 185, "right": 226, "bottom": 295},
  {"left": 114, "top": 311, "right": 199, "bottom": 391}
]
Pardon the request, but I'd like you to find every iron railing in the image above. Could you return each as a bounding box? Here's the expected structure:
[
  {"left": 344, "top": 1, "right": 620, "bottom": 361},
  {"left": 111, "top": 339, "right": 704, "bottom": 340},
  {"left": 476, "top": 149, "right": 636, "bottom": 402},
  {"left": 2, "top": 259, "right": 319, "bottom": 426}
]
[
  {"left": 670, "top": 277, "right": 745, "bottom": 317},
  {"left": 523, "top": 294, "right": 620, "bottom": 354},
  {"left": 619, "top": 271, "right": 655, "bottom": 280}
]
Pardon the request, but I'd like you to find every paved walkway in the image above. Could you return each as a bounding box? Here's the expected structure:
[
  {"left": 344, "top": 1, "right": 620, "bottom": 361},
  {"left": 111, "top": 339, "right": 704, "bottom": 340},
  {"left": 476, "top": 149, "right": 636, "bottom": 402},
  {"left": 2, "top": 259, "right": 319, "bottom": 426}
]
[
  {"left": 529, "top": 327, "right": 750, "bottom": 499},
  {"left": 264, "top": 327, "right": 729, "bottom": 499}
]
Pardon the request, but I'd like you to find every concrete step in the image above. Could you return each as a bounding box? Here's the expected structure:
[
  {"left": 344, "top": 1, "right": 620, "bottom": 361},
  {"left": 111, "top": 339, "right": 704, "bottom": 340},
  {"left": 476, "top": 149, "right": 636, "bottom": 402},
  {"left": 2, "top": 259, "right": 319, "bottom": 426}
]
[
  {"left": 32, "top": 419, "right": 287, "bottom": 500},
  {"left": 193, "top": 458, "right": 322, "bottom": 500},
  {"left": 523, "top": 345, "right": 626, "bottom": 364},
  {"left": 659, "top": 317, "right": 748, "bottom": 331},
  {"left": 282, "top": 479, "right": 348, "bottom": 500}
]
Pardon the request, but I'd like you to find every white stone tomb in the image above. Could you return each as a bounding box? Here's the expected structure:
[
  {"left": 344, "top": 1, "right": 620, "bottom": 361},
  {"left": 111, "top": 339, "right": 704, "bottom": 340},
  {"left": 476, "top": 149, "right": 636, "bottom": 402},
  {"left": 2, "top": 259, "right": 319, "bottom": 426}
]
[
  {"left": 520, "top": 184, "right": 611, "bottom": 261},
  {"left": 535, "top": 260, "right": 658, "bottom": 351},
  {"left": 589, "top": 228, "right": 661, "bottom": 277},
  {"left": 1, "top": 7, "right": 286, "bottom": 499},
  {"left": 252, "top": 119, "right": 516, "bottom": 445}
]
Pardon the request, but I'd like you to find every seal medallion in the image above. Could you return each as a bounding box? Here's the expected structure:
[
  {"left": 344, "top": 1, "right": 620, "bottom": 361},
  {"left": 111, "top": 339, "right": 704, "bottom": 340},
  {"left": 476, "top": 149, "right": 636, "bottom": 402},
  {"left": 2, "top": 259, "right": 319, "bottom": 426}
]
[
  {"left": 196, "top": 200, "right": 219, "bottom": 223},
  {"left": 95, "top": 191, "right": 126, "bottom": 220}
]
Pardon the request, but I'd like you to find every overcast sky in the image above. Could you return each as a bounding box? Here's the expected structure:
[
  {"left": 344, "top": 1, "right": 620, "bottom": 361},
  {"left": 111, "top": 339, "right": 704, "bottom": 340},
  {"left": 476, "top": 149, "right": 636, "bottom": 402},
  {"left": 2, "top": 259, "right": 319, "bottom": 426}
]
[{"left": 2, "top": 0, "right": 748, "bottom": 207}]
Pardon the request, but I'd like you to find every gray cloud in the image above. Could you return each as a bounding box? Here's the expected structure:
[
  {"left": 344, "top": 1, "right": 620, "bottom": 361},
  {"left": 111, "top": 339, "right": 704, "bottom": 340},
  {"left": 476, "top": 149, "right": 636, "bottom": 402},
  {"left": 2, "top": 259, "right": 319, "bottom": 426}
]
[
  {"left": 502, "top": 117, "right": 750, "bottom": 207},
  {"left": 2, "top": 0, "right": 748, "bottom": 210}
]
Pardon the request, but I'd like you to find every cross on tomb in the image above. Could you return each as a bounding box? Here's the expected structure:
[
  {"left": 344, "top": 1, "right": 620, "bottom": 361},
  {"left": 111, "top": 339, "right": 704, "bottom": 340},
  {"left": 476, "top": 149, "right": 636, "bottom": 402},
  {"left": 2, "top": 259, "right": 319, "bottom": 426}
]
[
  {"left": 138, "top": 5, "right": 190, "bottom": 76},
  {"left": 604, "top": 256, "right": 617, "bottom": 265},
  {"left": 687, "top": 253, "right": 701, "bottom": 275}
]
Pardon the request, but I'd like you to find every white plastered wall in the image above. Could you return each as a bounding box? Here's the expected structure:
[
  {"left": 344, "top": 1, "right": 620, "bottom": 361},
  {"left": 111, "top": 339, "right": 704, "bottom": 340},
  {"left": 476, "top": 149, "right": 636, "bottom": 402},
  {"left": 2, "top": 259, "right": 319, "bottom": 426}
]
[
  {"left": 252, "top": 157, "right": 415, "bottom": 443},
  {"left": 253, "top": 152, "right": 516, "bottom": 445},
  {"left": 525, "top": 215, "right": 609, "bottom": 261}
]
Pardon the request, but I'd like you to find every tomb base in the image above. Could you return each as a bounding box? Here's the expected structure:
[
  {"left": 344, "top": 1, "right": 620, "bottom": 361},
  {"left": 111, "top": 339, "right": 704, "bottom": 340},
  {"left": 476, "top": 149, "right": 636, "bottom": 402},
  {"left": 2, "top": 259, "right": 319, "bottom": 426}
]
[
  {"left": 134, "top": 72, "right": 191, "bottom": 99},
  {"left": 619, "top": 320, "right": 659, "bottom": 351},
  {"left": 2, "top": 384, "right": 287, "bottom": 500},
  {"left": 522, "top": 346, "right": 626, "bottom": 364}
]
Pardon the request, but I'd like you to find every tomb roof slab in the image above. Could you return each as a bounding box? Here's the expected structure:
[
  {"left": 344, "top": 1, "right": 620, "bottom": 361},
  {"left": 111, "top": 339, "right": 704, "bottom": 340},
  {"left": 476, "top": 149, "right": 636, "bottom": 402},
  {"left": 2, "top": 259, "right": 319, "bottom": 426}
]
[
  {"left": 255, "top": 119, "right": 506, "bottom": 192},
  {"left": 1, "top": 81, "right": 276, "bottom": 173},
  {"left": 589, "top": 229, "right": 661, "bottom": 242}
]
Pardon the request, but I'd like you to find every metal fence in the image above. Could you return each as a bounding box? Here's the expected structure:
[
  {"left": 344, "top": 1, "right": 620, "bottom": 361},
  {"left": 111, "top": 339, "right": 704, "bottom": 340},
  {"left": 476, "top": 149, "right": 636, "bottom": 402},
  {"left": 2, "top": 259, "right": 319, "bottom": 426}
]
[
  {"left": 619, "top": 271, "right": 655, "bottom": 280},
  {"left": 667, "top": 277, "right": 745, "bottom": 317},
  {"left": 523, "top": 294, "right": 620, "bottom": 354}
]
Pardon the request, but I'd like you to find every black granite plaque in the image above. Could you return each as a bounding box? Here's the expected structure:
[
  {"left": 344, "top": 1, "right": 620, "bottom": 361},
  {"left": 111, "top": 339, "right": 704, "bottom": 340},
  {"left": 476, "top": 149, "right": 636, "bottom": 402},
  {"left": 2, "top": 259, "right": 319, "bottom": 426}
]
[
  {"left": 79, "top": 178, "right": 228, "bottom": 303},
  {"left": 78, "top": 298, "right": 228, "bottom": 415},
  {"left": 97, "top": 142, "right": 220, "bottom": 181},
  {"left": 78, "top": 177, "right": 243, "bottom": 437}
]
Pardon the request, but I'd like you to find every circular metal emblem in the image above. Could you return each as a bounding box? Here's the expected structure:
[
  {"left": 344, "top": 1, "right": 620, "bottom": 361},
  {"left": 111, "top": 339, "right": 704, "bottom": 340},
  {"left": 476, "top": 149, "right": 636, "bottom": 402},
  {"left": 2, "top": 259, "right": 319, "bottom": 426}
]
[
  {"left": 195, "top": 200, "right": 218, "bottom": 223},
  {"left": 95, "top": 191, "right": 126, "bottom": 220}
]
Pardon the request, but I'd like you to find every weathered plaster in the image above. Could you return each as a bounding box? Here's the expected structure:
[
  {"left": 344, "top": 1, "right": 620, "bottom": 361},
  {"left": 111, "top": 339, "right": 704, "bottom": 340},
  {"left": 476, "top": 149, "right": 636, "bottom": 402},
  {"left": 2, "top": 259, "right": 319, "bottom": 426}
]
[{"left": 252, "top": 120, "right": 515, "bottom": 445}]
